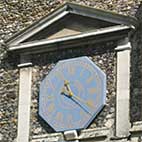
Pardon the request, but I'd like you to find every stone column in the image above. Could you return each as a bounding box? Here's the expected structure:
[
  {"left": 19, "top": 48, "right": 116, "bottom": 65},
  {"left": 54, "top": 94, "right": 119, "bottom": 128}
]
[
  {"left": 17, "top": 54, "right": 32, "bottom": 142},
  {"left": 115, "top": 40, "right": 131, "bottom": 137}
]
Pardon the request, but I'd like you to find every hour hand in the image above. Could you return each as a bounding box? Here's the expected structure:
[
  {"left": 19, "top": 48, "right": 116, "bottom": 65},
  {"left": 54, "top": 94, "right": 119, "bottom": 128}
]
[
  {"left": 61, "top": 86, "right": 73, "bottom": 97},
  {"left": 61, "top": 80, "right": 73, "bottom": 97},
  {"left": 61, "top": 80, "right": 94, "bottom": 109}
]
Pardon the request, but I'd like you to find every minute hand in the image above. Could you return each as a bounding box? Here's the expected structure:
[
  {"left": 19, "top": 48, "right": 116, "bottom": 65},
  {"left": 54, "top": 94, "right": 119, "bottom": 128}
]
[{"left": 71, "top": 94, "right": 94, "bottom": 109}]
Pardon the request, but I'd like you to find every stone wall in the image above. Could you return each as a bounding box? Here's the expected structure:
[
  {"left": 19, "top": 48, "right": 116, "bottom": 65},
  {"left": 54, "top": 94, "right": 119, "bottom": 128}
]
[
  {"left": 130, "top": 3, "right": 142, "bottom": 122},
  {"left": 0, "top": 52, "right": 19, "bottom": 141},
  {"left": 0, "top": 0, "right": 142, "bottom": 142}
]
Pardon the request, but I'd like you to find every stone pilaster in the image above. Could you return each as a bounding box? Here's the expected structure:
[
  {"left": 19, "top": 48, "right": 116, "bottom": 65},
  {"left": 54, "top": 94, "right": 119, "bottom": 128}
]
[
  {"left": 17, "top": 54, "right": 32, "bottom": 142},
  {"left": 115, "top": 40, "right": 131, "bottom": 137}
]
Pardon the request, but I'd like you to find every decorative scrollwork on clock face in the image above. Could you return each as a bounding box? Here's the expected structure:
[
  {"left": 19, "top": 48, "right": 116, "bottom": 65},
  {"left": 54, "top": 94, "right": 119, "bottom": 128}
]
[{"left": 39, "top": 56, "right": 106, "bottom": 132}]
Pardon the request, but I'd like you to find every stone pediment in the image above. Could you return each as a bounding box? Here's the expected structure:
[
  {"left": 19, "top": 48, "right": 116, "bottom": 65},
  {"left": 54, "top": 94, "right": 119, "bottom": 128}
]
[{"left": 6, "top": 2, "right": 137, "bottom": 53}]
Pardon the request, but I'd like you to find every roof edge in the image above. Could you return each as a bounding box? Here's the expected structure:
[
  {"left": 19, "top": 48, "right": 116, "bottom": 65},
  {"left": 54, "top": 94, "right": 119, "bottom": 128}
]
[
  {"left": 8, "top": 25, "right": 131, "bottom": 54},
  {"left": 69, "top": 2, "right": 137, "bottom": 26}
]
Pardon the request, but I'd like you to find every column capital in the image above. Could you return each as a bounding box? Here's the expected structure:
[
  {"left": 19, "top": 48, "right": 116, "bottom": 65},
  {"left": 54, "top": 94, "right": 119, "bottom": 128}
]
[
  {"left": 18, "top": 54, "right": 32, "bottom": 68},
  {"left": 18, "top": 62, "right": 32, "bottom": 68},
  {"left": 115, "top": 42, "right": 131, "bottom": 51}
]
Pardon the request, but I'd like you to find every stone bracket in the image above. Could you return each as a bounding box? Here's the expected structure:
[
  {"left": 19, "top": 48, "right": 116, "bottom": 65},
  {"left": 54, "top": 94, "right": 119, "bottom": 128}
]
[{"left": 64, "top": 130, "right": 79, "bottom": 142}]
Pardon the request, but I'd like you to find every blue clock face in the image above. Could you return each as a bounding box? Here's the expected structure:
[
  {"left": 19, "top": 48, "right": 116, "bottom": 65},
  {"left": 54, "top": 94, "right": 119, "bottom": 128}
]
[{"left": 39, "top": 56, "right": 106, "bottom": 132}]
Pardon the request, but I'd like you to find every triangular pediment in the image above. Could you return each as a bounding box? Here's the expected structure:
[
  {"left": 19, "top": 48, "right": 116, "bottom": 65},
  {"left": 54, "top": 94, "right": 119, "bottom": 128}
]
[
  {"left": 47, "top": 28, "right": 81, "bottom": 40},
  {"left": 21, "top": 13, "right": 117, "bottom": 43},
  {"left": 6, "top": 2, "right": 137, "bottom": 50}
]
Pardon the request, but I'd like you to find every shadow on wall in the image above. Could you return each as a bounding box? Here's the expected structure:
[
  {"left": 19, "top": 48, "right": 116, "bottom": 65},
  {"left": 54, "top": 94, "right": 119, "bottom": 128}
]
[{"left": 130, "top": 2, "right": 142, "bottom": 122}]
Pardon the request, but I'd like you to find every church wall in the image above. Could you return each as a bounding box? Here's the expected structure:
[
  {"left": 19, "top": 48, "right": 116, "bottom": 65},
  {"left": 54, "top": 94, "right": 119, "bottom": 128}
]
[
  {"left": 0, "top": 53, "right": 19, "bottom": 141},
  {"left": 0, "top": 0, "right": 142, "bottom": 142},
  {"left": 130, "top": 3, "right": 142, "bottom": 122}
]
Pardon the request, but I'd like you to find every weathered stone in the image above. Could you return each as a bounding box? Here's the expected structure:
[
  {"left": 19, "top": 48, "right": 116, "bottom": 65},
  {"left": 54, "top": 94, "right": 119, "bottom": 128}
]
[
  {"left": 105, "top": 119, "right": 114, "bottom": 128},
  {"left": 0, "top": 133, "right": 3, "bottom": 141}
]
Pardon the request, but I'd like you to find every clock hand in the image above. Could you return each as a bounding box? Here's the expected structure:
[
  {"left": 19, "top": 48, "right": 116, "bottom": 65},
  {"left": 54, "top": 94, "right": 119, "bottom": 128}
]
[
  {"left": 61, "top": 86, "right": 73, "bottom": 98},
  {"left": 61, "top": 89, "right": 92, "bottom": 116},
  {"left": 64, "top": 80, "right": 73, "bottom": 97},
  {"left": 71, "top": 94, "right": 94, "bottom": 109},
  {"left": 62, "top": 80, "right": 94, "bottom": 109}
]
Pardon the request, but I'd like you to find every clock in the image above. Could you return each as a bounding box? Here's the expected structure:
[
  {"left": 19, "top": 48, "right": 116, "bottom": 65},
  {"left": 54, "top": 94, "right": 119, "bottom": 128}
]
[{"left": 39, "top": 56, "right": 106, "bottom": 132}]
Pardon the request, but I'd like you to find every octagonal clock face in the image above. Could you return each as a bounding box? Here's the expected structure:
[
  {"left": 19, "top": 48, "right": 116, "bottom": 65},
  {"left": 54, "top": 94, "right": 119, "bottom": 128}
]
[{"left": 39, "top": 56, "right": 106, "bottom": 132}]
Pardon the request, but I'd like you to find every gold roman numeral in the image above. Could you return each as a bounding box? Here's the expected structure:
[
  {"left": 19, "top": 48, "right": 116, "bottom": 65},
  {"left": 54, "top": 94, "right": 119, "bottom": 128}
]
[{"left": 88, "top": 88, "right": 96, "bottom": 95}]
